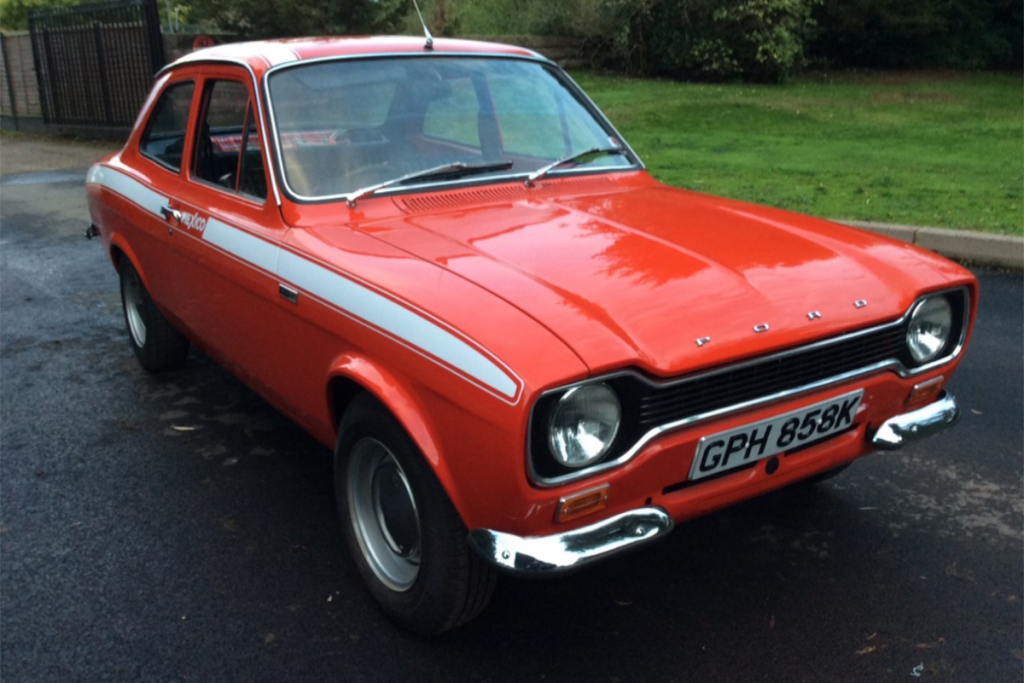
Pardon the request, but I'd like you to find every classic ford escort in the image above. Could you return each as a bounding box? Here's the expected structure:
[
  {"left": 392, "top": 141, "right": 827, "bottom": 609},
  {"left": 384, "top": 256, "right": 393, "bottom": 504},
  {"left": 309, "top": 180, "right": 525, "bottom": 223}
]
[{"left": 86, "top": 36, "right": 976, "bottom": 634}]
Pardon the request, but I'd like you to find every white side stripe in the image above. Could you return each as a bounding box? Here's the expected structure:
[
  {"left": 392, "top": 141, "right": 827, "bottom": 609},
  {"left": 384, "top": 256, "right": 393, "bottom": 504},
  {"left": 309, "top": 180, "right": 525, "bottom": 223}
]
[
  {"left": 204, "top": 218, "right": 280, "bottom": 274},
  {"left": 89, "top": 165, "right": 520, "bottom": 401},
  {"left": 278, "top": 251, "right": 519, "bottom": 399},
  {"left": 88, "top": 165, "right": 167, "bottom": 217}
]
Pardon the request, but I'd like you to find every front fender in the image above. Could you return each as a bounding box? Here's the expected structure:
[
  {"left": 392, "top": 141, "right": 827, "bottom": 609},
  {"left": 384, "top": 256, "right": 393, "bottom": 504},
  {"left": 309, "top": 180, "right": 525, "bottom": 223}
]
[{"left": 326, "top": 354, "right": 468, "bottom": 509}]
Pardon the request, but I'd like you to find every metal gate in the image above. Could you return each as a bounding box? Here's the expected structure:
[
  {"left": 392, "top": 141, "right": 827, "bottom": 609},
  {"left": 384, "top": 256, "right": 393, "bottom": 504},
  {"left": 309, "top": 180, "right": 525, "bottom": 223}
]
[{"left": 29, "top": 0, "right": 164, "bottom": 127}]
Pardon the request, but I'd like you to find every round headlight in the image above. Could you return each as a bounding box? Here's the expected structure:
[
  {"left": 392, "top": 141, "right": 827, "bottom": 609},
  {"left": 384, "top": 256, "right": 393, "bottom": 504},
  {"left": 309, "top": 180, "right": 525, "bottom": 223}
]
[
  {"left": 906, "top": 296, "right": 953, "bottom": 364},
  {"left": 548, "top": 383, "right": 621, "bottom": 469}
]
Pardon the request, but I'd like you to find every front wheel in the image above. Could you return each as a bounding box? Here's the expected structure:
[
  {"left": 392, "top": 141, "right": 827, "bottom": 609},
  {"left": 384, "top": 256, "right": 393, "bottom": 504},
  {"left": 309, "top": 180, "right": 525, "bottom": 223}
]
[
  {"left": 119, "top": 260, "right": 189, "bottom": 372},
  {"left": 335, "top": 395, "right": 496, "bottom": 635}
]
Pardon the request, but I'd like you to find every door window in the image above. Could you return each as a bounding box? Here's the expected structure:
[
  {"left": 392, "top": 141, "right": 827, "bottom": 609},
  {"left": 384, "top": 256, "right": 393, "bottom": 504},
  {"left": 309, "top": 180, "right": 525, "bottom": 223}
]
[
  {"left": 140, "top": 81, "right": 195, "bottom": 171},
  {"left": 192, "top": 80, "right": 267, "bottom": 201}
]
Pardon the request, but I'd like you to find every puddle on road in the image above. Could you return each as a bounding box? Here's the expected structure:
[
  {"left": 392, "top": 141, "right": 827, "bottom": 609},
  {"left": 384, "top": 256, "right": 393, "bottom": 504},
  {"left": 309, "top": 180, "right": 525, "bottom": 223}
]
[
  {"left": 866, "top": 454, "right": 1024, "bottom": 543},
  {"left": 0, "top": 170, "right": 87, "bottom": 186}
]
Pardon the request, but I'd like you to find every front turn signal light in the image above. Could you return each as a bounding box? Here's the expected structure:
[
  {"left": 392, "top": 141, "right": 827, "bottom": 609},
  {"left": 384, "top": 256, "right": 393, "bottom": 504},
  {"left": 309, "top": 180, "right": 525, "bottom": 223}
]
[
  {"left": 556, "top": 485, "right": 610, "bottom": 523},
  {"left": 908, "top": 376, "right": 945, "bottom": 407}
]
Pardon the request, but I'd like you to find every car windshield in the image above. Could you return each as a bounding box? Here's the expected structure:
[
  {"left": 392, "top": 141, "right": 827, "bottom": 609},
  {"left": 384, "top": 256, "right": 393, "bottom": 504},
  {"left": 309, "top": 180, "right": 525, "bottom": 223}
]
[{"left": 266, "top": 57, "right": 637, "bottom": 200}]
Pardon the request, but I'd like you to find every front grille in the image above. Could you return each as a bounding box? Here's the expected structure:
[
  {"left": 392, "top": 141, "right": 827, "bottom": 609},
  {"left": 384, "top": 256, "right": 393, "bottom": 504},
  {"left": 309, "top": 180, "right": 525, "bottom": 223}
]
[
  {"left": 530, "top": 286, "right": 968, "bottom": 486},
  {"left": 636, "top": 323, "right": 906, "bottom": 430}
]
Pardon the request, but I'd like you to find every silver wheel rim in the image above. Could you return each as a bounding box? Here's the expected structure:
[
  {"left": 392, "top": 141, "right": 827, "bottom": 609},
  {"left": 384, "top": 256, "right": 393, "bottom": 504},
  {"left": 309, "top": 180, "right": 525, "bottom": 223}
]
[
  {"left": 347, "top": 437, "right": 421, "bottom": 592},
  {"left": 124, "top": 271, "right": 147, "bottom": 347}
]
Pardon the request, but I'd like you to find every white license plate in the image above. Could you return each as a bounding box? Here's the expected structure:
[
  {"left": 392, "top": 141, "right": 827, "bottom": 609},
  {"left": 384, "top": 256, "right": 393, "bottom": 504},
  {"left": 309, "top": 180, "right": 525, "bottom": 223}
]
[{"left": 689, "top": 390, "right": 863, "bottom": 481}]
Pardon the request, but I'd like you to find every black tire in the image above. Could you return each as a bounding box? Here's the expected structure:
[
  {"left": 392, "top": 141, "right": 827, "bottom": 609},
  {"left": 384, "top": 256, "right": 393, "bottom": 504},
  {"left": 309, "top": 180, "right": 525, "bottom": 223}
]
[
  {"left": 119, "top": 259, "right": 190, "bottom": 372},
  {"left": 334, "top": 394, "right": 497, "bottom": 635}
]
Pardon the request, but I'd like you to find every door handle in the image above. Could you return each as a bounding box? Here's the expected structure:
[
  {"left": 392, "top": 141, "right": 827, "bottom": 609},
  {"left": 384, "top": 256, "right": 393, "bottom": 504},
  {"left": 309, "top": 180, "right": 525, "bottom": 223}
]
[
  {"left": 160, "top": 206, "right": 180, "bottom": 235},
  {"left": 160, "top": 206, "right": 181, "bottom": 221}
]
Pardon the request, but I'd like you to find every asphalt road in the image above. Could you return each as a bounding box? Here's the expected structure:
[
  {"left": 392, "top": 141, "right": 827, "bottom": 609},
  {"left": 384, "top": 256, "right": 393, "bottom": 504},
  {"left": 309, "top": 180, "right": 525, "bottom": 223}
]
[{"left": 1, "top": 167, "right": 1021, "bottom": 683}]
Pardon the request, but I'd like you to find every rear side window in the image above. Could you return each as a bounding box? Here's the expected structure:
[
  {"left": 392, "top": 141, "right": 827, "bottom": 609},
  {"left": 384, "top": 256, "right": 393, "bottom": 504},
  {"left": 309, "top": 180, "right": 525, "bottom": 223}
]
[
  {"left": 192, "top": 80, "right": 266, "bottom": 201},
  {"left": 140, "top": 81, "right": 195, "bottom": 171}
]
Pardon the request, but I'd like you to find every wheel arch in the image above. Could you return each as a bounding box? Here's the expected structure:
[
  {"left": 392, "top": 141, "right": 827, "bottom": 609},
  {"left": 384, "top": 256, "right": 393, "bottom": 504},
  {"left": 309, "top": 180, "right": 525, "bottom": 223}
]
[
  {"left": 108, "top": 234, "right": 144, "bottom": 283},
  {"left": 326, "top": 355, "right": 458, "bottom": 508}
]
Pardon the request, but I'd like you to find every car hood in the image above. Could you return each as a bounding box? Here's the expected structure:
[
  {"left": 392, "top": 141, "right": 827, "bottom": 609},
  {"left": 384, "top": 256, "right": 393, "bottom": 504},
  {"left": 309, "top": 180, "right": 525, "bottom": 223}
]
[{"left": 325, "top": 178, "right": 965, "bottom": 377}]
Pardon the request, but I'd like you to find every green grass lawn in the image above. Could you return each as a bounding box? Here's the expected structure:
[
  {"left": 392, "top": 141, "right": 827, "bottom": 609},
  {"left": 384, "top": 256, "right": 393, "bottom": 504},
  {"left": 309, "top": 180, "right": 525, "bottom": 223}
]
[{"left": 572, "top": 71, "right": 1023, "bottom": 235}]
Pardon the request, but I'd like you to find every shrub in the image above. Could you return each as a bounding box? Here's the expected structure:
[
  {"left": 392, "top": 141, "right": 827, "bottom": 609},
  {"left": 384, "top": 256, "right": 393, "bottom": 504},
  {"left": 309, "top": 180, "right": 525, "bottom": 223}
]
[
  {"left": 185, "top": 0, "right": 403, "bottom": 38},
  {"left": 810, "top": 0, "right": 1023, "bottom": 70},
  {"left": 652, "top": 0, "right": 817, "bottom": 81}
]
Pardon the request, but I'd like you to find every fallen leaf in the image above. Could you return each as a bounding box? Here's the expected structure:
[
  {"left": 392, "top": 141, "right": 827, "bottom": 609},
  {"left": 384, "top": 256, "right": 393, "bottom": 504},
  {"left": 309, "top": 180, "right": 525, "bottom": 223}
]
[
  {"left": 945, "top": 562, "right": 975, "bottom": 583},
  {"left": 970, "top": 409, "right": 983, "bottom": 415},
  {"left": 856, "top": 646, "right": 877, "bottom": 655},
  {"left": 1012, "top": 649, "right": 1024, "bottom": 661},
  {"left": 172, "top": 425, "right": 197, "bottom": 432},
  {"left": 263, "top": 633, "right": 276, "bottom": 644},
  {"left": 769, "top": 615, "right": 775, "bottom": 629},
  {"left": 1008, "top": 595, "right": 1019, "bottom": 604},
  {"left": 915, "top": 638, "right": 945, "bottom": 649},
  {"left": 221, "top": 516, "right": 240, "bottom": 533}
]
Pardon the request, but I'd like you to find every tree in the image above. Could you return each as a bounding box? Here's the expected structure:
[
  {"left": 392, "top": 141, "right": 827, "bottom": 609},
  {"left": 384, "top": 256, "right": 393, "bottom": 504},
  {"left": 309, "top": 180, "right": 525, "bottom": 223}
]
[
  {"left": 0, "top": 0, "right": 78, "bottom": 31},
  {"left": 184, "top": 0, "right": 405, "bottom": 38}
]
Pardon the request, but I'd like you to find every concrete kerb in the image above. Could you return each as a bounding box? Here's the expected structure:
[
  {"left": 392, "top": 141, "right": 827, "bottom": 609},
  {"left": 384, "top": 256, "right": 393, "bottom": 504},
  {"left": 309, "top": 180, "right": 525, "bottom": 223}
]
[{"left": 839, "top": 220, "right": 1024, "bottom": 272}]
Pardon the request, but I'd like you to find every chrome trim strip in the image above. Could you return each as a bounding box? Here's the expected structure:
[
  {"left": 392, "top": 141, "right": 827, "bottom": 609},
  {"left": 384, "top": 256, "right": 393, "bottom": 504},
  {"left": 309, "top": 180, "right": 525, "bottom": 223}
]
[
  {"left": 529, "top": 287, "right": 971, "bottom": 487},
  {"left": 468, "top": 507, "right": 672, "bottom": 576},
  {"left": 558, "top": 70, "right": 646, "bottom": 171},
  {"left": 872, "top": 392, "right": 960, "bottom": 450},
  {"left": 260, "top": 53, "right": 643, "bottom": 203},
  {"left": 156, "top": 57, "right": 283, "bottom": 206}
]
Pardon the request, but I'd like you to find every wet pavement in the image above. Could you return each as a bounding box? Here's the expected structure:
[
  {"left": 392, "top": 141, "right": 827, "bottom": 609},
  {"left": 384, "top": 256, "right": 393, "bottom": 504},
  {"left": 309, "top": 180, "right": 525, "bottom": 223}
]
[{"left": 1, "top": 161, "right": 1021, "bottom": 683}]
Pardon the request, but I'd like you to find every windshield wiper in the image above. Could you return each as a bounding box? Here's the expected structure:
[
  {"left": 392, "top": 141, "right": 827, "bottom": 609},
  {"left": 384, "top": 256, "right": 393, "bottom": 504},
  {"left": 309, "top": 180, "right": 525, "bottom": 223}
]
[
  {"left": 524, "top": 146, "right": 627, "bottom": 187},
  {"left": 342, "top": 161, "right": 513, "bottom": 207}
]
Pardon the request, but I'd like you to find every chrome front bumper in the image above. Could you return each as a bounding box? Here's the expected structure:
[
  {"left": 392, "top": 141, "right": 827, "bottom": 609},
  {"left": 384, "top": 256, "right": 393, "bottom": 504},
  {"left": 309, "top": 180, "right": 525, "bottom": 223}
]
[
  {"left": 471, "top": 393, "right": 959, "bottom": 577},
  {"left": 468, "top": 508, "right": 673, "bottom": 577},
  {"left": 871, "top": 392, "right": 960, "bottom": 450}
]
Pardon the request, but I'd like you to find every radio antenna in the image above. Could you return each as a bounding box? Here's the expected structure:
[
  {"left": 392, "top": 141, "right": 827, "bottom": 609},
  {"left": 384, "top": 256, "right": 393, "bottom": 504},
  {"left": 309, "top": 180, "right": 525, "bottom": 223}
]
[{"left": 411, "top": 0, "right": 434, "bottom": 51}]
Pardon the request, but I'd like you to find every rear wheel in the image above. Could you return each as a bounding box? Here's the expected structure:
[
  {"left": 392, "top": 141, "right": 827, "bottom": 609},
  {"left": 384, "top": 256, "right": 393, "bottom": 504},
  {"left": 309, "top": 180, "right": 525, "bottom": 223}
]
[
  {"left": 119, "top": 260, "right": 189, "bottom": 372},
  {"left": 335, "top": 394, "right": 496, "bottom": 635}
]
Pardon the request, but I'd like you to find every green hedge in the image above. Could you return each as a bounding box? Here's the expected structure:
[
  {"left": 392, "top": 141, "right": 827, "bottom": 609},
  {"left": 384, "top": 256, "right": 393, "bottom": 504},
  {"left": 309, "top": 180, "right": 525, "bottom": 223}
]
[
  {"left": 810, "top": 0, "right": 1023, "bottom": 70},
  {"left": 418, "top": 0, "right": 1022, "bottom": 81}
]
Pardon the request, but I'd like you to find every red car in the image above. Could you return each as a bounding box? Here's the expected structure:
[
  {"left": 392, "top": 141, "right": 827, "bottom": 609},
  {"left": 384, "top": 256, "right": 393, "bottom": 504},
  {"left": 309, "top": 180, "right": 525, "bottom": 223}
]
[{"left": 86, "top": 36, "right": 975, "bottom": 634}]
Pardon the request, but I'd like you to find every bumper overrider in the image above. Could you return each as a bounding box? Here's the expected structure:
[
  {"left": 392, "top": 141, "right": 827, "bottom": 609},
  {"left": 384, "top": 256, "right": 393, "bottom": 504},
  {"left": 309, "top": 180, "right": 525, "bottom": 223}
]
[{"left": 470, "top": 392, "right": 960, "bottom": 577}]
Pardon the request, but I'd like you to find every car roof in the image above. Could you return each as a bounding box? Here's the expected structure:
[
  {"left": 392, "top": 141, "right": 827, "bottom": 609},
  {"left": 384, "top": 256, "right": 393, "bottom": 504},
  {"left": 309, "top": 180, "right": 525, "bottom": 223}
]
[{"left": 167, "top": 36, "right": 544, "bottom": 77}]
